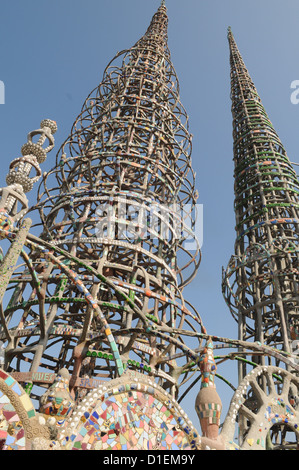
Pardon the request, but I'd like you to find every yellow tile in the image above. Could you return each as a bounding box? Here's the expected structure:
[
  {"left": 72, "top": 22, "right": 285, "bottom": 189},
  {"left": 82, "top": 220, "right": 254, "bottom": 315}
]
[{"left": 20, "top": 393, "right": 34, "bottom": 412}]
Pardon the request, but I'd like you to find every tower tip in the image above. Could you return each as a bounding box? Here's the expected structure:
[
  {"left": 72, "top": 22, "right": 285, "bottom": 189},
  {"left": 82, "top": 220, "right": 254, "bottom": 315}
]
[{"left": 227, "top": 27, "right": 234, "bottom": 42}]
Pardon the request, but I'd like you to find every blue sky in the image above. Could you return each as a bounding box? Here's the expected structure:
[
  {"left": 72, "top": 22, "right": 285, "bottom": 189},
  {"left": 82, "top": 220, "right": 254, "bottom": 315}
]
[{"left": 0, "top": 0, "right": 299, "bottom": 431}]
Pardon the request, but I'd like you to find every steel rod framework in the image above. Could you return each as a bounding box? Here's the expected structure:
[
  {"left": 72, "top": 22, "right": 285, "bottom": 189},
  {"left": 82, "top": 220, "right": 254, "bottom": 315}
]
[
  {"left": 0, "top": 5, "right": 298, "bottom": 452},
  {"left": 223, "top": 28, "right": 299, "bottom": 380},
  {"left": 0, "top": 4, "right": 204, "bottom": 402}
]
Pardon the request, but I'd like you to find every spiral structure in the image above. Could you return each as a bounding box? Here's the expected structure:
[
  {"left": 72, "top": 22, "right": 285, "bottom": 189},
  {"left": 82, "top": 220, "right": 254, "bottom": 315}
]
[
  {"left": 222, "top": 28, "right": 299, "bottom": 380},
  {"left": 0, "top": 4, "right": 204, "bottom": 402},
  {"left": 0, "top": 119, "right": 57, "bottom": 229}
]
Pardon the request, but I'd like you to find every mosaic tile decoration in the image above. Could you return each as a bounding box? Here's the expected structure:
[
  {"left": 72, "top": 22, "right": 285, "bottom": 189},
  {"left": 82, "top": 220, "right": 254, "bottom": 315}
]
[
  {"left": 0, "top": 392, "right": 26, "bottom": 450},
  {"left": 0, "top": 369, "right": 37, "bottom": 450},
  {"left": 39, "top": 368, "right": 75, "bottom": 420},
  {"left": 198, "top": 338, "right": 217, "bottom": 389},
  {"left": 196, "top": 402, "right": 222, "bottom": 426},
  {"left": 60, "top": 371, "right": 201, "bottom": 450},
  {"left": 221, "top": 365, "right": 299, "bottom": 450}
]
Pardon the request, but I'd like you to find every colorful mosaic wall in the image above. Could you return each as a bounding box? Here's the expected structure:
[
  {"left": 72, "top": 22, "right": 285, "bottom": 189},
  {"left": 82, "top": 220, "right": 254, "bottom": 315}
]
[
  {"left": 0, "top": 369, "right": 39, "bottom": 450},
  {"left": 0, "top": 387, "right": 27, "bottom": 449},
  {"left": 59, "top": 372, "right": 201, "bottom": 450}
]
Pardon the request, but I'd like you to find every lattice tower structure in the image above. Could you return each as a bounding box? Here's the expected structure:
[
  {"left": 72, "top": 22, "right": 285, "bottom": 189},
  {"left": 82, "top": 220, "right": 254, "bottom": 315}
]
[
  {"left": 1, "top": 4, "right": 204, "bottom": 403},
  {"left": 223, "top": 28, "right": 299, "bottom": 381}
]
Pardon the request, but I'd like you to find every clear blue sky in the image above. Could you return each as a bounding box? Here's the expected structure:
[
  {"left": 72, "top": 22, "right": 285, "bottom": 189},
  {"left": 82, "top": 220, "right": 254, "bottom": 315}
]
[{"left": 0, "top": 0, "right": 299, "bottom": 431}]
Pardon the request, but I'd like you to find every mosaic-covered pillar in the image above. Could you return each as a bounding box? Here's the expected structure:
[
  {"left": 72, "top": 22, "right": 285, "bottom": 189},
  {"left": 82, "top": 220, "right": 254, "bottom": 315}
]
[{"left": 195, "top": 338, "right": 224, "bottom": 450}]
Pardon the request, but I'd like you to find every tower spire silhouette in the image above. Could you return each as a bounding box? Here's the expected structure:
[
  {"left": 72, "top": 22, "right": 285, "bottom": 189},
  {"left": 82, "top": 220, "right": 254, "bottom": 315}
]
[
  {"left": 1, "top": 3, "right": 203, "bottom": 406},
  {"left": 223, "top": 29, "right": 299, "bottom": 381}
]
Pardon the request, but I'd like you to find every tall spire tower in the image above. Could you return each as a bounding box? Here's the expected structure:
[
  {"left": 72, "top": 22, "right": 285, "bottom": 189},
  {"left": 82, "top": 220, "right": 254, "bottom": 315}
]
[
  {"left": 223, "top": 29, "right": 299, "bottom": 380},
  {"left": 0, "top": 3, "right": 203, "bottom": 409}
]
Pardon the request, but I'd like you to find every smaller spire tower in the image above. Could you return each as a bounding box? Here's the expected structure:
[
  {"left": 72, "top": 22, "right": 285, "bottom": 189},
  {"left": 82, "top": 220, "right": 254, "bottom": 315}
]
[{"left": 223, "top": 29, "right": 299, "bottom": 381}]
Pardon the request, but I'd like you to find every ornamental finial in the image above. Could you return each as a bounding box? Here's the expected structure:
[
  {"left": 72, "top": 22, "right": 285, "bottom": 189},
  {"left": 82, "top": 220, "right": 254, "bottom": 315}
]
[{"left": 195, "top": 337, "right": 223, "bottom": 442}]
